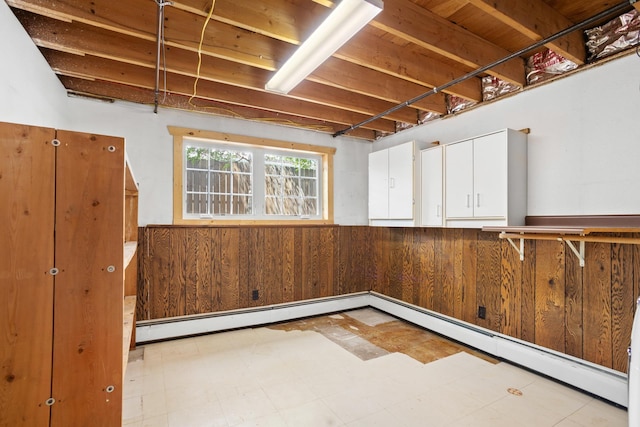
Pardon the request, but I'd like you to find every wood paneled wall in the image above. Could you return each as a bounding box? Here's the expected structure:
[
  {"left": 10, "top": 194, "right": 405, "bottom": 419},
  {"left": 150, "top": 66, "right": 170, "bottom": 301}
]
[
  {"left": 137, "top": 225, "right": 640, "bottom": 373},
  {"left": 136, "top": 226, "right": 372, "bottom": 320}
]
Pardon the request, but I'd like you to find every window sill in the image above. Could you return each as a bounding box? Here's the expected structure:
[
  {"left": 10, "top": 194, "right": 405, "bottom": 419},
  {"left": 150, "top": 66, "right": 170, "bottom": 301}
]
[{"left": 171, "top": 218, "right": 335, "bottom": 227}]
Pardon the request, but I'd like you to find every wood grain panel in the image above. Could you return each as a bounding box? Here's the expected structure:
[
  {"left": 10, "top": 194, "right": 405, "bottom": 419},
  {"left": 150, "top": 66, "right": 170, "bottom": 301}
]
[
  {"left": 52, "top": 130, "right": 123, "bottom": 426},
  {"left": 388, "top": 229, "right": 405, "bottom": 300},
  {"left": 136, "top": 230, "right": 150, "bottom": 320},
  {"left": 356, "top": 227, "right": 374, "bottom": 292},
  {"left": 461, "top": 229, "right": 478, "bottom": 324},
  {"left": 318, "top": 227, "right": 335, "bottom": 298},
  {"left": 500, "top": 237, "right": 522, "bottom": 338},
  {"left": 261, "top": 228, "right": 278, "bottom": 304},
  {"left": 635, "top": 234, "right": 640, "bottom": 313},
  {"left": 452, "top": 229, "right": 464, "bottom": 319},
  {"left": 370, "top": 227, "right": 391, "bottom": 295},
  {"left": 583, "top": 242, "right": 613, "bottom": 368},
  {"left": 611, "top": 239, "right": 634, "bottom": 372},
  {"left": 238, "top": 228, "right": 252, "bottom": 307},
  {"left": 417, "top": 228, "right": 435, "bottom": 310},
  {"left": 476, "top": 232, "right": 501, "bottom": 331},
  {"left": 218, "top": 228, "right": 240, "bottom": 311},
  {"left": 533, "top": 240, "right": 565, "bottom": 352},
  {"left": 433, "top": 228, "right": 444, "bottom": 313},
  {"left": 168, "top": 228, "right": 187, "bottom": 316},
  {"left": 194, "top": 228, "right": 213, "bottom": 313},
  {"left": 0, "top": 123, "right": 55, "bottom": 426},
  {"left": 293, "top": 227, "right": 304, "bottom": 301},
  {"left": 401, "top": 228, "right": 416, "bottom": 304},
  {"left": 520, "top": 239, "right": 536, "bottom": 343},
  {"left": 282, "top": 228, "right": 296, "bottom": 303},
  {"left": 300, "top": 228, "right": 318, "bottom": 300},
  {"left": 564, "top": 239, "right": 583, "bottom": 358},
  {"left": 147, "top": 227, "right": 171, "bottom": 319},
  {"left": 440, "top": 228, "right": 456, "bottom": 317}
]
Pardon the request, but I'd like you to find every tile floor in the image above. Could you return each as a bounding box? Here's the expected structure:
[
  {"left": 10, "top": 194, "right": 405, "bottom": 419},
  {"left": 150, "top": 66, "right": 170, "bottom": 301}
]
[{"left": 123, "top": 308, "right": 627, "bottom": 426}]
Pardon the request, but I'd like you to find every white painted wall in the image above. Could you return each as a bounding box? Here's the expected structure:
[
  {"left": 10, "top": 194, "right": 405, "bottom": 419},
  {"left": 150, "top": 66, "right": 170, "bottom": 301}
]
[
  {"left": 64, "top": 98, "right": 371, "bottom": 225},
  {"left": 0, "top": 1, "right": 70, "bottom": 128},
  {"left": 376, "top": 54, "right": 640, "bottom": 216}
]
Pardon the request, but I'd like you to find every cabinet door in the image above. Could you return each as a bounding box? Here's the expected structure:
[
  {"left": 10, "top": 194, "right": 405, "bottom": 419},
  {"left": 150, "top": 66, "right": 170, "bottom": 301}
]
[
  {"left": 368, "top": 148, "right": 389, "bottom": 219},
  {"left": 52, "top": 131, "right": 124, "bottom": 426},
  {"left": 0, "top": 123, "right": 55, "bottom": 427},
  {"left": 388, "top": 142, "right": 414, "bottom": 219},
  {"left": 420, "top": 147, "right": 443, "bottom": 226},
  {"left": 473, "top": 132, "right": 507, "bottom": 218},
  {"left": 445, "top": 140, "right": 473, "bottom": 218}
]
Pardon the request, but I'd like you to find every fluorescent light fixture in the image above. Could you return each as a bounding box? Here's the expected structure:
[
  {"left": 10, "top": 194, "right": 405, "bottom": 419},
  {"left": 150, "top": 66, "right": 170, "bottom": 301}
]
[{"left": 265, "top": 0, "right": 383, "bottom": 94}]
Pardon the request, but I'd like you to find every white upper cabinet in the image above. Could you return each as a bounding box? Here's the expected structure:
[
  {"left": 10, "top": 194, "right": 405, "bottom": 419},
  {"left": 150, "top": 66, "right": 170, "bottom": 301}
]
[
  {"left": 420, "top": 145, "right": 444, "bottom": 227},
  {"left": 368, "top": 141, "right": 418, "bottom": 226},
  {"left": 444, "top": 129, "right": 527, "bottom": 228},
  {"left": 368, "top": 148, "right": 390, "bottom": 219}
]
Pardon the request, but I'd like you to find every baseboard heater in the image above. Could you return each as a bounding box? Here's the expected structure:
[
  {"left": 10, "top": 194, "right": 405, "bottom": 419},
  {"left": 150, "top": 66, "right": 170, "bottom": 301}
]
[{"left": 135, "top": 291, "right": 628, "bottom": 407}]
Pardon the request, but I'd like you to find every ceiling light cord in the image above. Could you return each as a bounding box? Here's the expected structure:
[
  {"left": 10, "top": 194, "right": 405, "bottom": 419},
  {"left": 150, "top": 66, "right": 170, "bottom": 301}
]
[{"left": 189, "top": 1, "right": 216, "bottom": 108}]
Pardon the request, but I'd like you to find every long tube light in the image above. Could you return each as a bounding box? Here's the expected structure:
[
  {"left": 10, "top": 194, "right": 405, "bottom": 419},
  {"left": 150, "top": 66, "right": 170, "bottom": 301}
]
[{"left": 265, "top": 0, "right": 383, "bottom": 95}]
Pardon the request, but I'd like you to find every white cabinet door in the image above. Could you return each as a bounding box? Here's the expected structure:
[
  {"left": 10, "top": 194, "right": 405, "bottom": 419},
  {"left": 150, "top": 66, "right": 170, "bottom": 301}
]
[
  {"left": 388, "top": 142, "right": 414, "bottom": 219},
  {"left": 368, "top": 148, "right": 389, "bottom": 219},
  {"left": 445, "top": 139, "right": 473, "bottom": 218},
  {"left": 473, "top": 132, "right": 507, "bottom": 218},
  {"left": 420, "top": 146, "right": 443, "bottom": 226}
]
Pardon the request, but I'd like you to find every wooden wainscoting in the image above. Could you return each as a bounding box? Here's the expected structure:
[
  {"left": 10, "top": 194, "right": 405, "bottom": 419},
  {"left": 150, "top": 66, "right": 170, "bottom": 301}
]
[
  {"left": 136, "top": 225, "right": 640, "bottom": 373},
  {"left": 369, "top": 227, "right": 640, "bottom": 373},
  {"left": 136, "top": 225, "right": 373, "bottom": 321}
]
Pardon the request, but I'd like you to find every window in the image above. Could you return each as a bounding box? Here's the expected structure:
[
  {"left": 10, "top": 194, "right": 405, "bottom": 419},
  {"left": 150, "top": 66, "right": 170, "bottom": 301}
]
[
  {"left": 171, "top": 127, "right": 335, "bottom": 224},
  {"left": 264, "top": 154, "right": 319, "bottom": 217},
  {"left": 185, "top": 146, "right": 253, "bottom": 217}
]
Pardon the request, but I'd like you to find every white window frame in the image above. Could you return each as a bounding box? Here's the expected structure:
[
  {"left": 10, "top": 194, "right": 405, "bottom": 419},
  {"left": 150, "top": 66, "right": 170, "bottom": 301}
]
[{"left": 170, "top": 127, "right": 335, "bottom": 225}]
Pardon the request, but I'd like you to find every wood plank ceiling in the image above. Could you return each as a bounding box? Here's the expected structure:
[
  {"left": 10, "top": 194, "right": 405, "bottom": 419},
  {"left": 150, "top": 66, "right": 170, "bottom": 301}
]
[{"left": 6, "top": 0, "right": 636, "bottom": 140}]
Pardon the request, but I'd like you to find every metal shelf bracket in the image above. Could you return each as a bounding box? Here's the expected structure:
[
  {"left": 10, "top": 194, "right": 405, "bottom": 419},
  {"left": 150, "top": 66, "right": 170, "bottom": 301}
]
[
  {"left": 505, "top": 235, "right": 524, "bottom": 261},
  {"left": 564, "top": 239, "right": 586, "bottom": 267}
]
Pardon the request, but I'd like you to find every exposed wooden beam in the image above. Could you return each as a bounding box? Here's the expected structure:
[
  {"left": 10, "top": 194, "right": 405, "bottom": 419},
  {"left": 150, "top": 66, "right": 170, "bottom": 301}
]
[
  {"left": 336, "top": 29, "right": 483, "bottom": 102},
  {"left": 170, "top": 0, "right": 327, "bottom": 45},
  {"left": 371, "top": 0, "right": 526, "bottom": 86},
  {"left": 174, "top": 0, "right": 481, "bottom": 103},
  {"left": 16, "top": 10, "right": 419, "bottom": 124},
  {"left": 172, "top": 0, "right": 481, "bottom": 102},
  {"left": 7, "top": 0, "right": 283, "bottom": 69},
  {"left": 311, "top": 58, "right": 447, "bottom": 114},
  {"left": 42, "top": 49, "right": 399, "bottom": 133},
  {"left": 468, "top": 0, "right": 586, "bottom": 64},
  {"left": 313, "top": 0, "right": 525, "bottom": 86},
  {"left": 60, "top": 76, "right": 379, "bottom": 140}
]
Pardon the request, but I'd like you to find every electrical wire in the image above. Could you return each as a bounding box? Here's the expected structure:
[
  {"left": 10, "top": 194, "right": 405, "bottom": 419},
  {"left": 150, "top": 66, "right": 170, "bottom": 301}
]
[{"left": 189, "top": 0, "right": 216, "bottom": 107}]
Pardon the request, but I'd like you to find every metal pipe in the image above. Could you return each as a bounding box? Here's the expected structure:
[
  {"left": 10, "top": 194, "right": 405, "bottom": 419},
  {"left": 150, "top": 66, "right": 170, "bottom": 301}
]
[
  {"left": 333, "top": 0, "right": 633, "bottom": 138},
  {"left": 154, "top": 1, "right": 172, "bottom": 113}
]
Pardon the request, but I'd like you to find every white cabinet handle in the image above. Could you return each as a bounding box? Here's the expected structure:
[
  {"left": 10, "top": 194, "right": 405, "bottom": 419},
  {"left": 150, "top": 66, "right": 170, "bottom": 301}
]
[
  {"left": 466, "top": 194, "right": 470, "bottom": 208},
  {"left": 389, "top": 178, "right": 395, "bottom": 188},
  {"left": 476, "top": 193, "right": 480, "bottom": 207},
  {"left": 437, "top": 204, "right": 441, "bottom": 217}
]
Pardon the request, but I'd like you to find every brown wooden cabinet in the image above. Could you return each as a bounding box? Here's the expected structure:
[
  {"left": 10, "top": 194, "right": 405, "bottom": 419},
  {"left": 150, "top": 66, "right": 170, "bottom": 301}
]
[{"left": 0, "top": 122, "right": 137, "bottom": 426}]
